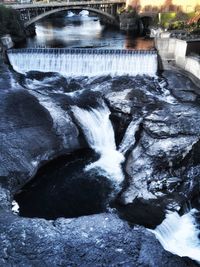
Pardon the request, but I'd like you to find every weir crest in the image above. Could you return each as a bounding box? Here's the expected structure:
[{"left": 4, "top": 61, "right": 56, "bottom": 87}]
[{"left": 7, "top": 48, "right": 158, "bottom": 76}]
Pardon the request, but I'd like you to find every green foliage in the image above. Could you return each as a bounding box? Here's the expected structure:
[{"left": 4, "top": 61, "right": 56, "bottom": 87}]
[
  {"left": 160, "top": 11, "right": 200, "bottom": 32},
  {"left": 168, "top": 20, "right": 185, "bottom": 30},
  {"left": 118, "top": 5, "right": 139, "bottom": 20},
  {"left": 0, "top": 5, "right": 25, "bottom": 42},
  {"left": 118, "top": 5, "right": 138, "bottom": 15},
  {"left": 187, "top": 12, "right": 196, "bottom": 19},
  {"left": 117, "top": 6, "right": 126, "bottom": 15},
  {"left": 188, "top": 22, "right": 200, "bottom": 34},
  {"left": 172, "top": 12, "right": 188, "bottom": 22},
  {"left": 159, "top": 12, "right": 199, "bottom": 31},
  {"left": 191, "top": 28, "right": 200, "bottom": 35},
  {"left": 160, "top": 12, "right": 176, "bottom": 28}
]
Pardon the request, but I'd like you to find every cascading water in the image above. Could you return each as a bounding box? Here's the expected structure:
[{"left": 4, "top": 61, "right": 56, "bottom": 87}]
[
  {"left": 7, "top": 48, "right": 157, "bottom": 76},
  {"left": 72, "top": 103, "right": 124, "bottom": 184},
  {"left": 150, "top": 209, "right": 200, "bottom": 262}
]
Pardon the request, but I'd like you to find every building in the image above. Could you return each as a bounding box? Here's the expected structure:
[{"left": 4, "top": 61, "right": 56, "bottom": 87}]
[{"left": 126, "top": 0, "right": 200, "bottom": 13}]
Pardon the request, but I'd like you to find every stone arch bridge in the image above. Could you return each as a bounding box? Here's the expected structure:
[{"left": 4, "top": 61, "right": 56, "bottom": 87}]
[{"left": 10, "top": 1, "right": 126, "bottom": 27}]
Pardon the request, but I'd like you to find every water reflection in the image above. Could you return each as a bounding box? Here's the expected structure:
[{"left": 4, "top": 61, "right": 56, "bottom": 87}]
[
  {"left": 125, "top": 35, "right": 155, "bottom": 50},
  {"left": 19, "top": 11, "right": 154, "bottom": 50}
]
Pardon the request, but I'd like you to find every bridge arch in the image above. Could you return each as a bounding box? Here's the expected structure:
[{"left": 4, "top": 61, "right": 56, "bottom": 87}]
[{"left": 24, "top": 6, "right": 118, "bottom": 28}]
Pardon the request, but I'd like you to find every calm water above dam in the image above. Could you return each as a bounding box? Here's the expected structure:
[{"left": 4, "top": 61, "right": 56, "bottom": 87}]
[{"left": 16, "top": 10, "right": 154, "bottom": 50}]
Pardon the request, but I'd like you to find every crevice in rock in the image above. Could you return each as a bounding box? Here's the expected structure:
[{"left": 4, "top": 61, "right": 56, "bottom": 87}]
[
  {"left": 109, "top": 111, "right": 132, "bottom": 146},
  {"left": 113, "top": 197, "right": 166, "bottom": 229}
]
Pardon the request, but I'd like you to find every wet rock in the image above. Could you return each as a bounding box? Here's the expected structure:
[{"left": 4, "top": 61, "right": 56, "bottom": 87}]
[
  {"left": 0, "top": 187, "right": 11, "bottom": 211},
  {"left": 103, "top": 71, "right": 200, "bottom": 224},
  {"left": 162, "top": 71, "right": 200, "bottom": 103},
  {"left": 144, "top": 104, "right": 200, "bottom": 137},
  {"left": 0, "top": 211, "right": 197, "bottom": 267},
  {"left": 1, "top": 64, "right": 200, "bottom": 266},
  {"left": 106, "top": 89, "right": 133, "bottom": 114},
  {"left": 0, "top": 88, "right": 81, "bottom": 192},
  {"left": 121, "top": 105, "right": 200, "bottom": 206}
]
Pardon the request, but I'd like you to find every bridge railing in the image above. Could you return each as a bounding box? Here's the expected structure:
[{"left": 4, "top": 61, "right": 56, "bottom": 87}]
[{"left": 6, "top": 0, "right": 125, "bottom": 6}]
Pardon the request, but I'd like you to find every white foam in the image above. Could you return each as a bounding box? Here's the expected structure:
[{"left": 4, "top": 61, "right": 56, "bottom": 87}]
[
  {"left": 8, "top": 49, "right": 158, "bottom": 77},
  {"left": 150, "top": 209, "right": 200, "bottom": 262},
  {"left": 12, "top": 200, "right": 19, "bottom": 215},
  {"left": 72, "top": 103, "right": 124, "bottom": 183}
]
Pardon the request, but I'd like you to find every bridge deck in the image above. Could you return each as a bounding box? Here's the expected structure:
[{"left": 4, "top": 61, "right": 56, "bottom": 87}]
[{"left": 7, "top": 0, "right": 125, "bottom": 10}]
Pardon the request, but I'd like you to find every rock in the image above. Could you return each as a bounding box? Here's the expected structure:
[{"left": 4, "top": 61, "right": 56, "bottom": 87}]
[
  {"left": 118, "top": 117, "right": 142, "bottom": 154},
  {"left": 0, "top": 62, "right": 200, "bottom": 266},
  {"left": 0, "top": 210, "right": 197, "bottom": 267},
  {"left": 0, "top": 87, "right": 81, "bottom": 192},
  {"left": 122, "top": 132, "right": 199, "bottom": 203},
  {"left": 111, "top": 71, "right": 200, "bottom": 223},
  {"left": 0, "top": 187, "right": 11, "bottom": 211},
  {"left": 106, "top": 89, "right": 133, "bottom": 114}
]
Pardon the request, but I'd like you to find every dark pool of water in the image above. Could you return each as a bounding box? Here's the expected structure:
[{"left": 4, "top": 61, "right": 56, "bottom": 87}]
[{"left": 15, "top": 149, "right": 113, "bottom": 220}]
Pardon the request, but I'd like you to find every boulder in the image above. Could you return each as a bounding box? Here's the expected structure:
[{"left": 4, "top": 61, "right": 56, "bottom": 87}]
[
  {"left": 0, "top": 87, "right": 81, "bottom": 193},
  {"left": 0, "top": 210, "right": 197, "bottom": 267},
  {"left": 105, "top": 71, "right": 200, "bottom": 224}
]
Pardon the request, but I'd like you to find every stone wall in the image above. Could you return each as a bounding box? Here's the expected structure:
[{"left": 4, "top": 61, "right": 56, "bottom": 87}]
[{"left": 155, "top": 36, "right": 200, "bottom": 81}]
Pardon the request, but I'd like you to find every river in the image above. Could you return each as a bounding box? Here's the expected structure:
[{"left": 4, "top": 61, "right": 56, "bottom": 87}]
[
  {"left": 1, "top": 9, "right": 200, "bottom": 266},
  {"left": 15, "top": 10, "right": 154, "bottom": 50}
]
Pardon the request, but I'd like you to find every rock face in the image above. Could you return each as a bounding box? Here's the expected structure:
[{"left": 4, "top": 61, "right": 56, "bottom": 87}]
[
  {"left": 0, "top": 59, "right": 200, "bottom": 266},
  {"left": 0, "top": 212, "right": 197, "bottom": 267},
  {"left": 0, "top": 68, "right": 82, "bottom": 197},
  {"left": 105, "top": 71, "right": 200, "bottom": 226}
]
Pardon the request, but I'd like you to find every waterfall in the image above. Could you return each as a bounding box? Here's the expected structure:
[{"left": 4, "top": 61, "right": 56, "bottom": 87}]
[
  {"left": 72, "top": 103, "right": 124, "bottom": 184},
  {"left": 149, "top": 209, "right": 200, "bottom": 262},
  {"left": 7, "top": 48, "right": 158, "bottom": 77}
]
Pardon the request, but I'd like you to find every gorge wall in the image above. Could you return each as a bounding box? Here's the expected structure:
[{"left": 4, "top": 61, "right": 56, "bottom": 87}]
[{"left": 1, "top": 48, "right": 200, "bottom": 266}]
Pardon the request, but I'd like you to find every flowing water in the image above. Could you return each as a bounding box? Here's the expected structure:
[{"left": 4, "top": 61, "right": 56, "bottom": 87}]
[
  {"left": 72, "top": 103, "right": 125, "bottom": 184},
  {"left": 150, "top": 209, "right": 200, "bottom": 262},
  {"left": 2, "top": 10, "right": 200, "bottom": 263},
  {"left": 7, "top": 48, "right": 157, "bottom": 76}
]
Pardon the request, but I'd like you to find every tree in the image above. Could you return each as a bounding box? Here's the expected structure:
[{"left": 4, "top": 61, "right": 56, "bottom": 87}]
[{"left": 0, "top": 5, "right": 25, "bottom": 42}]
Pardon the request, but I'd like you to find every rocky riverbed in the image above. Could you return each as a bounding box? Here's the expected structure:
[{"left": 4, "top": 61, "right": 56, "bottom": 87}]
[{"left": 0, "top": 57, "right": 200, "bottom": 266}]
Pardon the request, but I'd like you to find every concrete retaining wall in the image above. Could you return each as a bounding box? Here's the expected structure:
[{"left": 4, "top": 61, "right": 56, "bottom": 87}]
[
  {"left": 155, "top": 37, "right": 200, "bottom": 81},
  {"left": 185, "top": 57, "right": 200, "bottom": 79}
]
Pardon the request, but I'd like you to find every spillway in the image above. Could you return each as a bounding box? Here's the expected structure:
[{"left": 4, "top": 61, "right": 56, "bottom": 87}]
[{"left": 7, "top": 48, "right": 158, "bottom": 76}]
